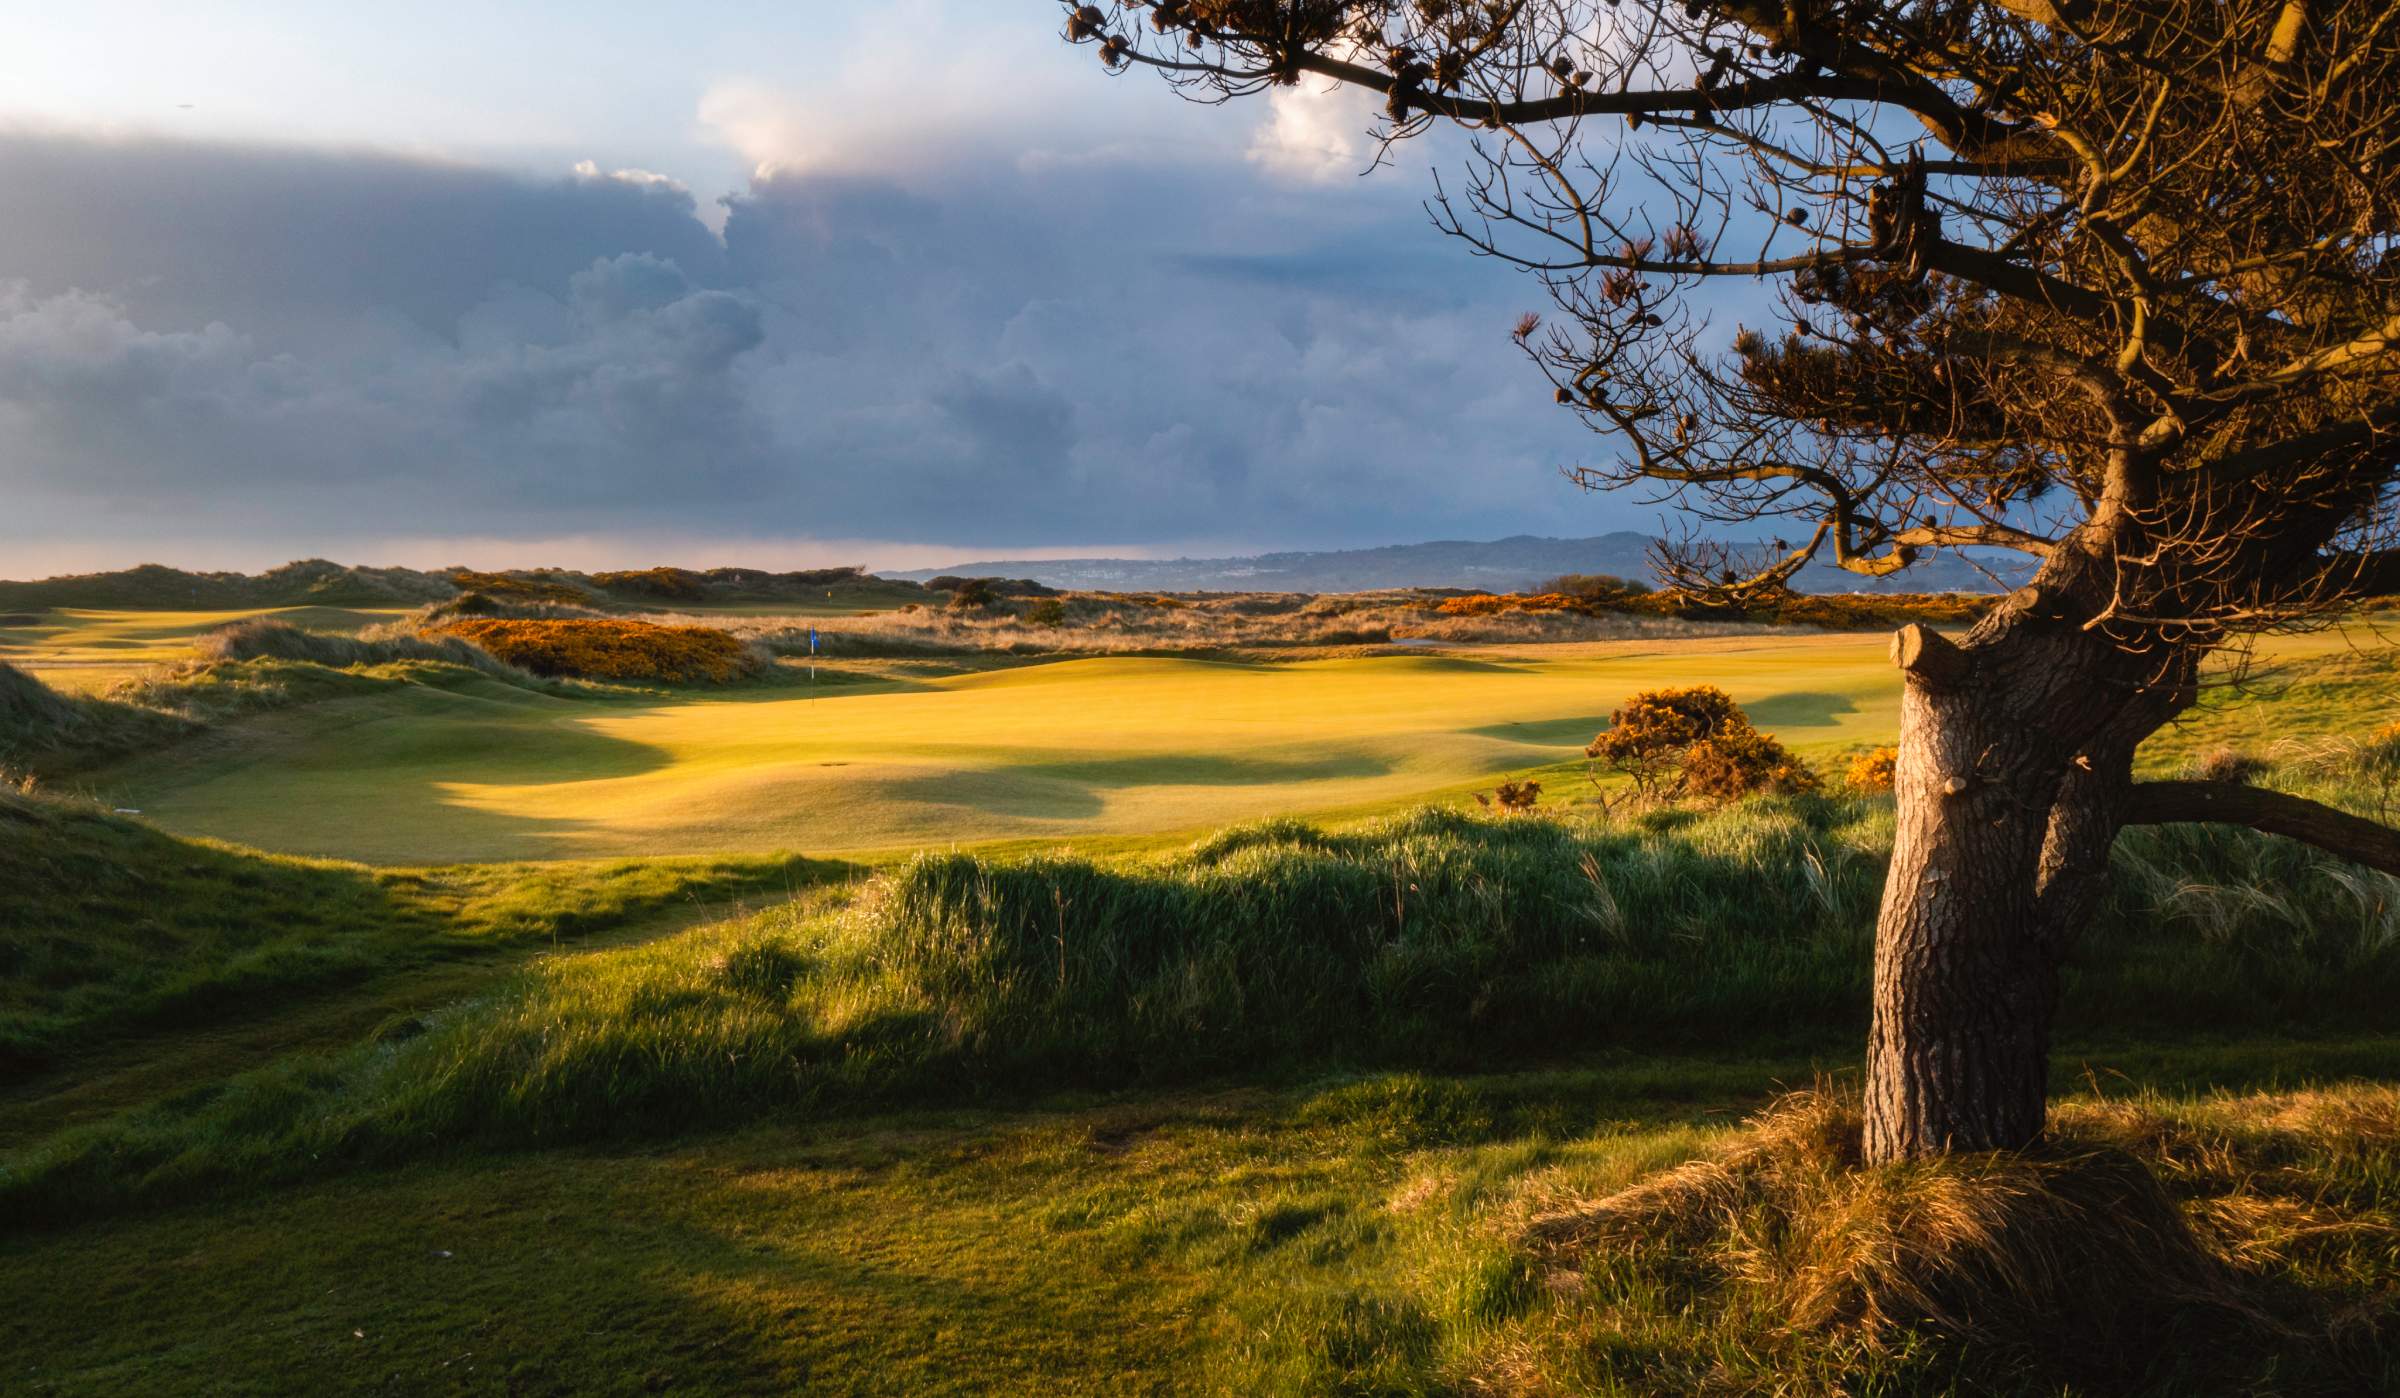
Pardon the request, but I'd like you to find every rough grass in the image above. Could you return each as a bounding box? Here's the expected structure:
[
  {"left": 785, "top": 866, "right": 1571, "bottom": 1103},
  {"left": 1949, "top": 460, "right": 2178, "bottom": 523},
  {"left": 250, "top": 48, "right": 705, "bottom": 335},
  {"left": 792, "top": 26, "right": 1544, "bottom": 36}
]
[
  {"left": 0, "top": 660, "right": 195, "bottom": 778},
  {"left": 10, "top": 783, "right": 2396, "bottom": 1224},
  {"left": 1431, "top": 1085, "right": 2399, "bottom": 1395},
  {"left": 0, "top": 786, "right": 831, "bottom": 1074},
  {"left": 200, "top": 616, "right": 526, "bottom": 680}
]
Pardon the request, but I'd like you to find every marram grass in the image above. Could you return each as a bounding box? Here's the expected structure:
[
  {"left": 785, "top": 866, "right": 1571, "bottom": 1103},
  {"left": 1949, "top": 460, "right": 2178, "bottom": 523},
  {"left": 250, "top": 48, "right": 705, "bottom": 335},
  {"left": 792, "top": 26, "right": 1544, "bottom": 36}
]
[{"left": 9, "top": 789, "right": 2398, "bottom": 1224}]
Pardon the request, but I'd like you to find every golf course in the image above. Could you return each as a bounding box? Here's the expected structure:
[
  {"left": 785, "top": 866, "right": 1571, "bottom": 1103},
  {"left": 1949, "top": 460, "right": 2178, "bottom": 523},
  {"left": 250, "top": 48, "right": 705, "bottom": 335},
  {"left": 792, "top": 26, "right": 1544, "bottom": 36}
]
[
  {"left": 3, "top": 578, "right": 2398, "bottom": 1397},
  {"left": 5, "top": 609, "right": 2377, "bottom": 864}
]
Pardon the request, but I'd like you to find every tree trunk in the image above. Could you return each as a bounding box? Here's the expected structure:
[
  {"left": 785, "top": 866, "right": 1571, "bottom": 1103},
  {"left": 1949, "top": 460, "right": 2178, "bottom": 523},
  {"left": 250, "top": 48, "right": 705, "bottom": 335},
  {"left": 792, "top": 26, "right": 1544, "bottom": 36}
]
[{"left": 1860, "top": 603, "right": 2195, "bottom": 1165}]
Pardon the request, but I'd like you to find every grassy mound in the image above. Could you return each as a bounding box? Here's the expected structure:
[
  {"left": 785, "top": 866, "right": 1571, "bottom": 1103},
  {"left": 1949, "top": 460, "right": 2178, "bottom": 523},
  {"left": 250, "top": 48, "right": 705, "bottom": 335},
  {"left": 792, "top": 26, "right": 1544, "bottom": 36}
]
[
  {"left": 0, "top": 661, "right": 195, "bottom": 778},
  {"left": 0, "top": 787, "right": 831, "bottom": 1074},
  {"left": 199, "top": 617, "right": 526, "bottom": 680},
  {"left": 437, "top": 617, "right": 766, "bottom": 682},
  {"left": 1434, "top": 1087, "right": 2399, "bottom": 1394}
]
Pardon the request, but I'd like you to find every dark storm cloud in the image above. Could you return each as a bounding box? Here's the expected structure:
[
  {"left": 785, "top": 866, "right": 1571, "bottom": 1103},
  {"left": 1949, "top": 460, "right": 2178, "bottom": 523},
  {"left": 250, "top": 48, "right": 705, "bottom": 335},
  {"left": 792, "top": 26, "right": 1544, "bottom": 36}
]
[
  {"left": 0, "top": 127, "right": 1614, "bottom": 560},
  {"left": 0, "top": 135, "right": 725, "bottom": 345}
]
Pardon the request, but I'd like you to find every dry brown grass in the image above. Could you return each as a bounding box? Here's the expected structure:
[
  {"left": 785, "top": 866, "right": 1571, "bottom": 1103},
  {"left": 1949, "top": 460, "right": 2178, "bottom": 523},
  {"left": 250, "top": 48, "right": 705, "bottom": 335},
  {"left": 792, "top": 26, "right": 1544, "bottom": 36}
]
[
  {"left": 1480, "top": 1085, "right": 2400, "bottom": 1394},
  {"left": 691, "top": 590, "right": 1778, "bottom": 657}
]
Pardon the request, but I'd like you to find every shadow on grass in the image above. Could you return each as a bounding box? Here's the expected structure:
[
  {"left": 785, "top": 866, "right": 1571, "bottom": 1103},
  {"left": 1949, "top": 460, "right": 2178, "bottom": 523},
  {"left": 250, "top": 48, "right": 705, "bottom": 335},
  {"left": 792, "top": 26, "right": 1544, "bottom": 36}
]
[{"left": 1744, "top": 689, "right": 1862, "bottom": 729}]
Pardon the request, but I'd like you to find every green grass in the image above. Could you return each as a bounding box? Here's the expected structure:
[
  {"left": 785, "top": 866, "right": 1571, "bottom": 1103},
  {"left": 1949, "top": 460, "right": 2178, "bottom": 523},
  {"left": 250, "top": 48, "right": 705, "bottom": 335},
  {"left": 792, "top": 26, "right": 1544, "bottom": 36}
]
[
  {"left": 0, "top": 605, "right": 409, "bottom": 688},
  {"left": 2, "top": 621, "right": 2395, "bottom": 1393},
  {"left": 0, "top": 787, "right": 837, "bottom": 1074},
  {"left": 1, "top": 1053, "right": 2391, "bottom": 1396},
  {"left": 9, "top": 770, "right": 2394, "bottom": 1225},
  {"left": 52, "top": 620, "right": 2382, "bottom": 866},
  {"left": 72, "top": 634, "right": 1919, "bottom": 862}
]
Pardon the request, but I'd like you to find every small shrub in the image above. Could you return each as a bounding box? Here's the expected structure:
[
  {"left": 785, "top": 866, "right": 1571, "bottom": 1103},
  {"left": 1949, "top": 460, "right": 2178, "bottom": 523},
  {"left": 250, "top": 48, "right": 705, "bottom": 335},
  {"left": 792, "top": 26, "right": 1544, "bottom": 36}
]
[
  {"left": 947, "top": 579, "right": 999, "bottom": 611},
  {"left": 1682, "top": 728, "right": 1821, "bottom": 801},
  {"left": 1025, "top": 598, "right": 1067, "bottom": 627},
  {"left": 1474, "top": 778, "right": 1543, "bottom": 812},
  {"left": 1589, "top": 684, "right": 1816, "bottom": 801},
  {"left": 1846, "top": 746, "right": 1899, "bottom": 794},
  {"left": 437, "top": 618, "right": 763, "bottom": 683}
]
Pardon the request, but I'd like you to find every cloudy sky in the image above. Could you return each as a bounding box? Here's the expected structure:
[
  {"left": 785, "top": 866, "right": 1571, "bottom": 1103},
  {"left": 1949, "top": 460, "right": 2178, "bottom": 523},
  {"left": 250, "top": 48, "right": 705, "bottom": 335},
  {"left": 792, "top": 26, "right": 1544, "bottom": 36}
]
[{"left": 0, "top": 1, "right": 1673, "bottom": 574}]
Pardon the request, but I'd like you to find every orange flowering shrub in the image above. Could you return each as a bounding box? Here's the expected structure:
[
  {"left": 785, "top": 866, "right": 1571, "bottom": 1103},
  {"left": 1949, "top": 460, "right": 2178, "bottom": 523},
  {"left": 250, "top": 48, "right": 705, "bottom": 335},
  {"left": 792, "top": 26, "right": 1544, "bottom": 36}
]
[
  {"left": 437, "top": 618, "right": 761, "bottom": 683},
  {"left": 1434, "top": 592, "right": 1598, "bottom": 617},
  {"left": 1845, "top": 746, "right": 1899, "bottom": 793},
  {"left": 1588, "top": 684, "right": 1818, "bottom": 802}
]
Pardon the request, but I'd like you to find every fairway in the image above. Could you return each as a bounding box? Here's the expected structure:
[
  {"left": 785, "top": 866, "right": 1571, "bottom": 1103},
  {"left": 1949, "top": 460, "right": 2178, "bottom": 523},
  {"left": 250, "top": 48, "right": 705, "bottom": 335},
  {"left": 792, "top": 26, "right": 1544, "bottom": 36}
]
[
  {"left": 55, "top": 621, "right": 2381, "bottom": 864},
  {"left": 86, "top": 633, "right": 1907, "bottom": 863},
  {"left": 0, "top": 606, "right": 406, "bottom": 691}
]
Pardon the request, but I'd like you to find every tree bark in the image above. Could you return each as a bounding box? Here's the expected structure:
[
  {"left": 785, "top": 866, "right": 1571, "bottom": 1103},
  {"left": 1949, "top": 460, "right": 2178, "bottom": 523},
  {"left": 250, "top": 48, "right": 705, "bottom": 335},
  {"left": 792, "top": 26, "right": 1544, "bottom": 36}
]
[
  {"left": 1863, "top": 663, "right": 2064, "bottom": 1161},
  {"left": 1861, "top": 596, "right": 2196, "bottom": 1164}
]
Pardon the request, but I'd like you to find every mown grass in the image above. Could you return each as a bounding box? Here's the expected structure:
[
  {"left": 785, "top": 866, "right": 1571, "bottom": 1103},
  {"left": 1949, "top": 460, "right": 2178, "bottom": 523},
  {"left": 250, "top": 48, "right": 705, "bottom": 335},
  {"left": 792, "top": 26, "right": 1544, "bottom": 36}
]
[
  {"left": 84, "top": 635, "right": 1917, "bottom": 862},
  {"left": 2, "top": 1056, "right": 2391, "bottom": 1396}
]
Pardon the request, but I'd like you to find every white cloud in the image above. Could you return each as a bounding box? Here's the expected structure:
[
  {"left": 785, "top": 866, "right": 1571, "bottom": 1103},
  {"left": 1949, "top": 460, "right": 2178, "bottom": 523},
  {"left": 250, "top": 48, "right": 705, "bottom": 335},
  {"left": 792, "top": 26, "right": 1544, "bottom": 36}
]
[
  {"left": 1247, "top": 83, "right": 1379, "bottom": 185},
  {"left": 570, "top": 159, "right": 687, "bottom": 193}
]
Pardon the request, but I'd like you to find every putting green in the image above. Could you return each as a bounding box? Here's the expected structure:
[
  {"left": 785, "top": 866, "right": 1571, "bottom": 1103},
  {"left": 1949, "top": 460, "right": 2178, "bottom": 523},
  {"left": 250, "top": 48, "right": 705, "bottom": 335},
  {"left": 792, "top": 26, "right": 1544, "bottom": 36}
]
[
  {"left": 90, "top": 634, "right": 1904, "bottom": 864},
  {"left": 85, "top": 624, "right": 2385, "bottom": 865}
]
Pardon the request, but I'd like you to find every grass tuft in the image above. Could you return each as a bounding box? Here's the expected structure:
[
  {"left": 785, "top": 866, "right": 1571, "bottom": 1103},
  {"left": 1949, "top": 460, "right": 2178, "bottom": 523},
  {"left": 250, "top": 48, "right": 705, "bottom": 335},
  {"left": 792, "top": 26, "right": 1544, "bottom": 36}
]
[{"left": 1467, "top": 1086, "right": 2400, "bottom": 1393}]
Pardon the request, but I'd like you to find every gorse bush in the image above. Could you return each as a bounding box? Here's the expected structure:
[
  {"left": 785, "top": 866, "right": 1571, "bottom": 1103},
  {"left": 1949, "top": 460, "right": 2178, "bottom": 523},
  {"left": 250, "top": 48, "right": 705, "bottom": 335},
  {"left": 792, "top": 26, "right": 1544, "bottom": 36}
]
[
  {"left": 1844, "top": 746, "right": 1898, "bottom": 794},
  {"left": 1589, "top": 685, "right": 1819, "bottom": 801},
  {"left": 436, "top": 618, "right": 764, "bottom": 683}
]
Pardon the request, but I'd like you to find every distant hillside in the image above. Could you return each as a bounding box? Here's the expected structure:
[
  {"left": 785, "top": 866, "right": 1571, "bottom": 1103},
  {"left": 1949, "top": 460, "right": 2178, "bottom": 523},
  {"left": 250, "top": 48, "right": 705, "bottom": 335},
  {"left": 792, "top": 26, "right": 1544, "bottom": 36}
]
[
  {"left": 0, "top": 560, "right": 459, "bottom": 611},
  {"left": 894, "top": 533, "right": 2030, "bottom": 595},
  {"left": 0, "top": 561, "right": 926, "bottom": 612}
]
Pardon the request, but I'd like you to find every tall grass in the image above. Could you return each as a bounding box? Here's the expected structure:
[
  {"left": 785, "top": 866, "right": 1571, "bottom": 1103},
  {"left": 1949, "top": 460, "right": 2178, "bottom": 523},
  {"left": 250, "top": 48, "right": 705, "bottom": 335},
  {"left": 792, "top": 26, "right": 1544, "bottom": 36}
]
[
  {"left": 12, "top": 786, "right": 2398, "bottom": 1222},
  {"left": 0, "top": 660, "right": 193, "bottom": 778},
  {"left": 0, "top": 785, "right": 833, "bottom": 1073},
  {"left": 201, "top": 616, "right": 526, "bottom": 680},
  {"left": 1352, "top": 1083, "right": 2400, "bottom": 1395}
]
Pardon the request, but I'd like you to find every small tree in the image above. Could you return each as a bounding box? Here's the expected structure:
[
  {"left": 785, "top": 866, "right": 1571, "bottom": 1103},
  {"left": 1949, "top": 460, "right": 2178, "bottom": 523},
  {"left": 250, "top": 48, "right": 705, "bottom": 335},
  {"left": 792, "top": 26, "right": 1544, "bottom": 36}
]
[{"left": 1060, "top": 0, "right": 2400, "bottom": 1162}]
